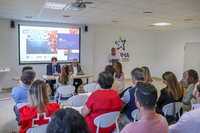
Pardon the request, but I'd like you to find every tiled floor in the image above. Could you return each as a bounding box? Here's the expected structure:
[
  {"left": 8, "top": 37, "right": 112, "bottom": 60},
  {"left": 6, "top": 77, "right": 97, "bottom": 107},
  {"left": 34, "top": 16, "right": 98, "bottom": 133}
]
[{"left": 0, "top": 77, "right": 165, "bottom": 133}]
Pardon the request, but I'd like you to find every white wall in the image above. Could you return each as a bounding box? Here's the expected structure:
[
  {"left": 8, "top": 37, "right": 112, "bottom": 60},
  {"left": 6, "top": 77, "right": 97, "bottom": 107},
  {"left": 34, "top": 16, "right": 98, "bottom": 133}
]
[
  {"left": 184, "top": 42, "right": 200, "bottom": 73},
  {"left": 154, "top": 29, "right": 200, "bottom": 80},
  {"left": 0, "top": 18, "right": 94, "bottom": 88},
  {"left": 1, "top": 17, "right": 200, "bottom": 88},
  {"left": 93, "top": 26, "right": 156, "bottom": 80}
]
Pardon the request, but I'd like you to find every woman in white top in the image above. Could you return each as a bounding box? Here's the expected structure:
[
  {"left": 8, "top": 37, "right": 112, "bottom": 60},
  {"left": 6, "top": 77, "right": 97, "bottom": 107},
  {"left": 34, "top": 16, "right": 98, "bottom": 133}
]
[
  {"left": 114, "top": 62, "right": 125, "bottom": 82},
  {"left": 55, "top": 65, "right": 73, "bottom": 100}
]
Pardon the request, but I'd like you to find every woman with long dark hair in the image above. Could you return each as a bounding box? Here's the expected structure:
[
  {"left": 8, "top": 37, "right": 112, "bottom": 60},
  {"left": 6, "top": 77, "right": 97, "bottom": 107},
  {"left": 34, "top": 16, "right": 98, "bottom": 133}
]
[
  {"left": 156, "top": 71, "right": 183, "bottom": 115},
  {"left": 55, "top": 65, "right": 73, "bottom": 99},
  {"left": 114, "top": 62, "right": 125, "bottom": 82},
  {"left": 182, "top": 69, "right": 199, "bottom": 111}
]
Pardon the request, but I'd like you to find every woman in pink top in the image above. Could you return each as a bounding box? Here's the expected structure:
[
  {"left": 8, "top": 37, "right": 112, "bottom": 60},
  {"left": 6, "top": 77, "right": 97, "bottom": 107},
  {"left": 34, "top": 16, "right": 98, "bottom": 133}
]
[{"left": 114, "top": 62, "right": 125, "bottom": 81}]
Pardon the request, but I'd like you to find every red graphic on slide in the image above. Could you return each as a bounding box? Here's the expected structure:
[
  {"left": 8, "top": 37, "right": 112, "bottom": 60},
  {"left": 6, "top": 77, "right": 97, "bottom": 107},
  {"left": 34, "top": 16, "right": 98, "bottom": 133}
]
[
  {"left": 46, "top": 31, "right": 58, "bottom": 54},
  {"left": 69, "top": 29, "right": 79, "bottom": 34}
]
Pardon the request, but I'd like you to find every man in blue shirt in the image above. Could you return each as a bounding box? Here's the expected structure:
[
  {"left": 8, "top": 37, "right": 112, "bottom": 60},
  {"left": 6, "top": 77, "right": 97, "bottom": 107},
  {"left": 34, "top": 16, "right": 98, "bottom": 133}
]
[
  {"left": 46, "top": 57, "right": 61, "bottom": 96},
  {"left": 11, "top": 70, "right": 36, "bottom": 116},
  {"left": 118, "top": 68, "right": 144, "bottom": 129}
]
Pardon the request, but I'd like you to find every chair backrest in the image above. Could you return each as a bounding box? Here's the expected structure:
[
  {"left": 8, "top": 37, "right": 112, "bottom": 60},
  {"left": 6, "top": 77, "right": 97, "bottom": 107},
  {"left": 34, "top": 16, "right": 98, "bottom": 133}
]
[
  {"left": 68, "top": 95, "right": 89, "bottom": 107},
  {"left": 162, "top": 102, "right": 182, "bottom": 117},
  {"left": 119, "top": 81, "right": 125, "bottom": 92},
  {"left": 174, "top": 102, "right": 182, "bottom": 113},
  {"left": 131, "top": 109, "right": 141, "bottom": 122},
  {"left": 57, "top": 85, "right": 75, "bottom": 97},
  {"left": 17, "top": 102, "right": 28, "bottom": 109},
  {"left": 190, "top": 98, "right": 197, "bottom": 110},
  {"left": 83, "top": 83, "right": 98, "bottom": 94},
  {"left": 94, "top": 111, "right": 120, "bottom": 133},
  {"left": 162, "top": 103, "right": 174, "bottom": 117},
  {"left": 26, "top": 124, "right": 48, "bottom": 133}
]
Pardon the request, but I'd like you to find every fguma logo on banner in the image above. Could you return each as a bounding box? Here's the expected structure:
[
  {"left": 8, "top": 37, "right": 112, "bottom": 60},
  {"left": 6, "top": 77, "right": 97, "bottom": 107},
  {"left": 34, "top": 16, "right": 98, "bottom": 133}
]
[{"left": 115, "top": 37, "right": 129, "bottom": 62}]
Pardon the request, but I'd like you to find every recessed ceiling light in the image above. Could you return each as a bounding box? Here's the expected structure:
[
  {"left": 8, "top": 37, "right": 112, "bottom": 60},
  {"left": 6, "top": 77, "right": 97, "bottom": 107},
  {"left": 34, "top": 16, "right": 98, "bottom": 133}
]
[
  {"left": 25, "top": 16, "right": 33, "bottom": 19},
  {"left": 62, "top": 15, "right": 72, "bottom": 18},
  {"left": 145, "top": 29, "right": 160, "bottom": 32},
  {"left": 184, "top": 19, "right": 193, "bottom": 21},
  {"left": 152, "top": 22, "right": 171, "bottom": 26},
  {"left": 111, "top": 21, "right": 118, "bottom": 22},
  {"left": 44, "top": 2, "right": 67, "bottom": 10},
  {"left": 143, "top": 11, "right": 153, "bottom": 14}
]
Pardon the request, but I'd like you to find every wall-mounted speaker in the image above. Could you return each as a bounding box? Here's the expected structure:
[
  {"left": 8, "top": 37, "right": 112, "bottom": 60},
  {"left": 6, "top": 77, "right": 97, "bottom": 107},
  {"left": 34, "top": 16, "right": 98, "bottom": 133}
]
[
  {"left": 11, "top": 20, "right": 15, "bottom": 28},
  {"left": 85, "top": 26, "right": 88, "bottom": 32}
]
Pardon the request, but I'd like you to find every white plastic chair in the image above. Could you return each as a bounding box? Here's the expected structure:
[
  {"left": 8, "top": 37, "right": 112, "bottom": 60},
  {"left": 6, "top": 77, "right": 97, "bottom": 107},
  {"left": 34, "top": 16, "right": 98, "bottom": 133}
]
[
  {"left": 26, "top": 124, "right": 48, "bottom": 133},
  {"left": 57, "top": 85, "right": 75, "bottom": 105},
  {"left": 175, "top": 102, "right": 182, "bottom": 118},
  {"left": 83, "top": 83, "right": 98, "bottom": 94},
  {"left": 119, "top": 81, "right": 125, "bottom": 92},
  {"left": 190, "top": 98, "right": 197, "bottom": 110},
  {"left": 131, "top": 109, "right": 141, "bottom": 122},
  {"left": 162, "top": 102, "right": 182, "bottom": 118},
  {"left": 66, "top": 95, "right": 89, "bottom": 113},
  {"left": 94, "top": 111, "right": 120, "bottom": 133},
  {"left": 17, "top": 102, "right": 28, "bottom": 109}
]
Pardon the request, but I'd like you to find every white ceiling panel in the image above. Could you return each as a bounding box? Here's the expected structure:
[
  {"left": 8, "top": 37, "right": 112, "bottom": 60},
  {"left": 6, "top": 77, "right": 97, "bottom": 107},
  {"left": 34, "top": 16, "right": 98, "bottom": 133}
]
[
  {"left": 107, "top": 0, "right": 140, "bottom": 6},
  {"left": 130, "top": 0, "right": 162, "bottom": 9},
  {"left": 149, "top": 0, "right": 174, "bottom": 4},
  {"left": 185, "top": 4, "right": 200, "bottom": 11},
  {"left": 168, "top": 0, "right": 200, "bottom": 8},
  {"left": 96, "top": 3, "right": 125, "bottom": 11},
  {"left": 0, "top": 0, "right": 17, "bottom": 5},
  {"left": 0, "top": 4, "right": 18, "bottom": 10},
  {"left": 19, "top": 0, "right": 46, "bottom": 8},
  {"left": 0, "top": 9, "right": 18, "bottom": 15},
  {"left": 153, "top": 4, "right": 180, "bottom": 12},
  {"left": 0, "top": 0, "right": 199, "bottom": 31},
  {"left": 87, "top": 8, "right": 111, "bottom": 14},
  {"left": 117, "top": 6, "right": 143, "bottom": 13}
]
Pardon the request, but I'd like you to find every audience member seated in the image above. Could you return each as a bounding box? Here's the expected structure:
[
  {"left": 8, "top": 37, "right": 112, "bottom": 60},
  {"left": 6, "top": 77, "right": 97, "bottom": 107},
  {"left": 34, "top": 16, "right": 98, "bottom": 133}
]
[
  {"left": 169, "top": 82, "right": 200, "bottom": 133},
  {"left": 114, "top": 62, "right": 125, "bottom": 82},
  {"left": 141, "top": 66, "right": 153, "bottom": 84},
  {"left": 118, "top": 68, "right": 144, "bottom": 129},
  {"left": 96, "top": 65, "right": 120, "bottom": 92},
  {"left": 156, "top": 71, "right": 183, "bottom": 122},
  {"left": 121, "top": 82, "right": 169, "bottom": 133},
  {"left": 11, "top": 70, "right": 36, "bottom": 116},
  {"left": 46, "top": 57, "right": 61, "bottom": 96},
  {"left": 69, "top": 59, "right": 83, "bottom": 94},
  {"left": 55, "top": 65, "right": 73, "bottom": 101},
  {"left": 179, "top": 70, "right": 188, "bottom": 88},
  {"left": 18, "top": 66, "right": 33, "bottom": 86},
  {"left": 81, "top": 71, "right": 122, "bottom": 133},
  {"left": 182, "top": 69, "right": 199, "bottom": 112},
  {"left": 47, "top": 108, "right": 90, "bottom": 133},
  {"left": 17, "top": 80, "right": 59, "bottom": 133}
]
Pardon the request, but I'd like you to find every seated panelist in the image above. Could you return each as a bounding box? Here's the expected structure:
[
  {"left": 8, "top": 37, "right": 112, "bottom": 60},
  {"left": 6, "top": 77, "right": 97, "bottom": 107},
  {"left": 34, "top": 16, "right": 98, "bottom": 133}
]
[
  {"left": 69, "top": 59, "right": 83, "bottom": 94},
  {"left": 46, "top": 57, "right": 61, "bottom": 96}
]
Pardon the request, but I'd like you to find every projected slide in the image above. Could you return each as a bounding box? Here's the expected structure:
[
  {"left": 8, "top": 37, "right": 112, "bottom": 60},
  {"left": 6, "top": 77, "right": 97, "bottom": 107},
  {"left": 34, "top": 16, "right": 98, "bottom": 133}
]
[{"left": 19, "top": 25, "right": 80, "bottom": 64}]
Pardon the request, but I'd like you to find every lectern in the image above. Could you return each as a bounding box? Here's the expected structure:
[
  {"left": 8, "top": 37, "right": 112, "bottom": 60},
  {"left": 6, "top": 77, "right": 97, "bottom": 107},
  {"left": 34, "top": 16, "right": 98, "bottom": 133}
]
[{"left": 0, "top": 67, "right": 10, "bottom": 92}]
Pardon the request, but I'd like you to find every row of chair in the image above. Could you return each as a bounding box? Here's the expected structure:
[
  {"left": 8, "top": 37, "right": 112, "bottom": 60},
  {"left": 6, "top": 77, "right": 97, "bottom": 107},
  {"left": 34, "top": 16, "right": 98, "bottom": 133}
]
[{"left": 16, "top": 101, "right": 184, "bottom": 133}]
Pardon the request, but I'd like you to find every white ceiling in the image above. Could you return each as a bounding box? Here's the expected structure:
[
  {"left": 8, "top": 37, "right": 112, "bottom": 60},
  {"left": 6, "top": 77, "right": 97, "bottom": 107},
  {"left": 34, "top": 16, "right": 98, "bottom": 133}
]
[{"left": 0, "top": 0, "right": 200, "bottom": 31}]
